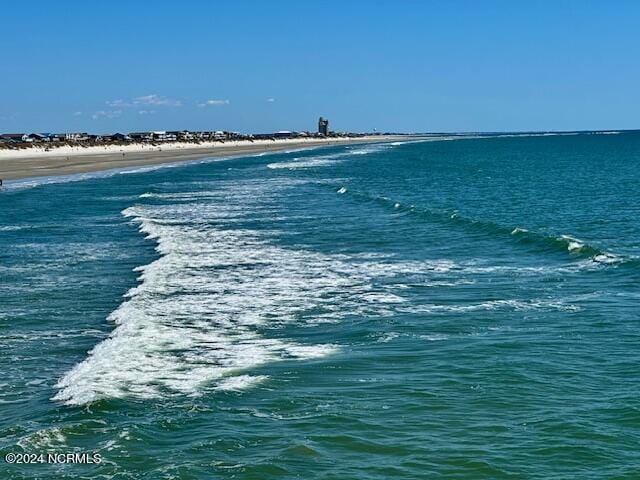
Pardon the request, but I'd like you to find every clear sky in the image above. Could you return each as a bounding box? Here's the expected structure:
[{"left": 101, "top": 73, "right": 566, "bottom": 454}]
[{"left": 2, "top": 0, "right": 639, "bottom": 133}]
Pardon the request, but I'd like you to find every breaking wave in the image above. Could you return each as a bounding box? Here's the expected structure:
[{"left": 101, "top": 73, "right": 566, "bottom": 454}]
[
  {"left": 266, "top": 143, "right": 394, "bottom": 170},
  {"left": 327, "top": 183, "right": 634, "bottom": 267},
  {"left": 53, "top": 193, "right": 344, "bottom": 405}
]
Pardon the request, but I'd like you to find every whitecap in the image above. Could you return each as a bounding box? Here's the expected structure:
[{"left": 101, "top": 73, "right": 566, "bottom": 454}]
[
  {"left": 559, "top": 235, "right": 586, "bottom": 252},
  {"left": 18, "top": 427, "right": 67, "bottom": 450},
  {"left": 378, "top": 332, "right": 401, "bottom": 343},
  {"left": 215, "top": 375, "right": 269, "bottom": 392},
  {"left": 420, "top": 334, "right": 449, "bottom": 341}
]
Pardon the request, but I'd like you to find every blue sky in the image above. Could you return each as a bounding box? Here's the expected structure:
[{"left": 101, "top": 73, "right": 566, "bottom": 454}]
[{"left": 1, "top": 0, "right": 639, "bottom": 133}]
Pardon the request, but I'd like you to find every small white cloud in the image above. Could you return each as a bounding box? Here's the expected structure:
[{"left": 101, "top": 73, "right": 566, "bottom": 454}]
[
  {"left": 266, "top": 98, "right": 275, "bottom": 102},
  {"left": 137, "top": 110, "right": 156, "bottom": 115},
  {"left": 198, "top": 99, "right": 230, "bottom": 107},
  {"left": 134, "top": 94, "right": 182, "bottom": 107},
  {"left": 106, "top": 99, "right": 130, "bottom": 108},
  {"left": 73, "top": 111, "right": 83, "bottom": 116},
  {"left": 92, "top": 109, "right": 122, "bottom": 120},
  {"left": 106, "top": 94, "right": 182, "bottom": 108}
]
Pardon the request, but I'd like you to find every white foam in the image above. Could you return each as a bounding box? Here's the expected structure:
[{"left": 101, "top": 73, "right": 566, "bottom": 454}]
[
  {"left": 18, "top": 427, "right": 67, "bottom": 450},
  {"left": 557, "top": 234, "right": 587, "bottom": 252},
  {"left": 0, "top": 225, "right": 27, "bottom": 231},
  {"left": 54, "top": 178, "right": 439, "bottom": 405},
  {"left": 267, "top": 156, "right": 342, "bottom": 170},
  {"left": 378, "top": 332, "right": 401, "bottom": 343},
  {"left": 215, "top": 375, "right": 269, "bottom": 392},
  {"left": 556, "top": 237, "right": 622, "bottom": 265},
  {"left": 400, "top": 298, "right": 580, "bottom": 314},
  {"left": 592, "top": 253, "right": 621, "bottom": 264},
  {"left": 420, "top": 334, "right": 450, "bottom": 341},
  {"left": 266, "top": 143, "right": 391, "bottom": 169}
]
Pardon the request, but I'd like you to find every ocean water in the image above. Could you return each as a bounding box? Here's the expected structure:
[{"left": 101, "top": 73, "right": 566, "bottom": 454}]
[{"left": 1, "top": 133, "right": 639, "bottom": 478}]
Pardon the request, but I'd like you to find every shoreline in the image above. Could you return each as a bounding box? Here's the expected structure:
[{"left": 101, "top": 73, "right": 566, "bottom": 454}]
[{"left": 0, "top": 136, "right": 410, "bottom": 181}]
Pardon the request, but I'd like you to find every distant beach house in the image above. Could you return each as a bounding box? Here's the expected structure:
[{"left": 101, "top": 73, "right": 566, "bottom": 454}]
[
  {"left": 113, "top": 133, "right": 131, "bottom": 141},
  {"left": 0, "top": 133, "right": 29, "bottom": 143},
  {"left": 49, "top": 134, "right": 68, "bottom": 142},
  {"left": 195, "top": 131, "right": 213, "bottom": 140},
  {"left": 251, "top": 133, "right": 276, "bottom": 140},
  {"left": 101, "top": 133, "right": 131, "bottom": 142},
  {"left": 152, "top": 131, "right": 177, "bottom": 142},
  {"left": 129, "top": 132, "right": 153, "bottom": 142},
  {"left": 170, "top": 130, "right": 194, "bottom": 141},
  {"left": 274, "top": 131, "right": 295, "bottom": 139},
  {"left": 27, "top": 133, "right": 49, "bottom": 142},
  {"left": 65, "top": 132, "right": 89, "bottom": 142}
]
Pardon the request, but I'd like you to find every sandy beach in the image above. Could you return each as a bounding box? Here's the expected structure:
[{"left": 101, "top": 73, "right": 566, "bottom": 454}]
[{"left": 0, "top": 136, "right": 405, "bottom": 181}]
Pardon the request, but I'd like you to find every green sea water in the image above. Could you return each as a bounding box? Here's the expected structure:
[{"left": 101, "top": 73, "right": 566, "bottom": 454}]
[{"left": 1, "top": 133, "right": 639, "bottom": 478}]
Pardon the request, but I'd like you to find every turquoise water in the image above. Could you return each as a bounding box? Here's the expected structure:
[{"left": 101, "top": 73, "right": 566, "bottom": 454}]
[{"left": 1, "top": 133, "right": 639, "bottom": 478}]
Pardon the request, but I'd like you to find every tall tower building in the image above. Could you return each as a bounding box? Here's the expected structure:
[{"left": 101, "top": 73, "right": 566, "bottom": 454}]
[{"left": 318, "top": 117, "right": 329, "bottom": 136}]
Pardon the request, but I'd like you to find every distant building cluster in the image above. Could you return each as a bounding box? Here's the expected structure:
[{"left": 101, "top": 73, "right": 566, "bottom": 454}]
[
  {"left": 0, "top": 117, "right": 374, "bottom": 150},
  {"left": 0, "top": 130, "right": 243, "bottom": 147}
]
